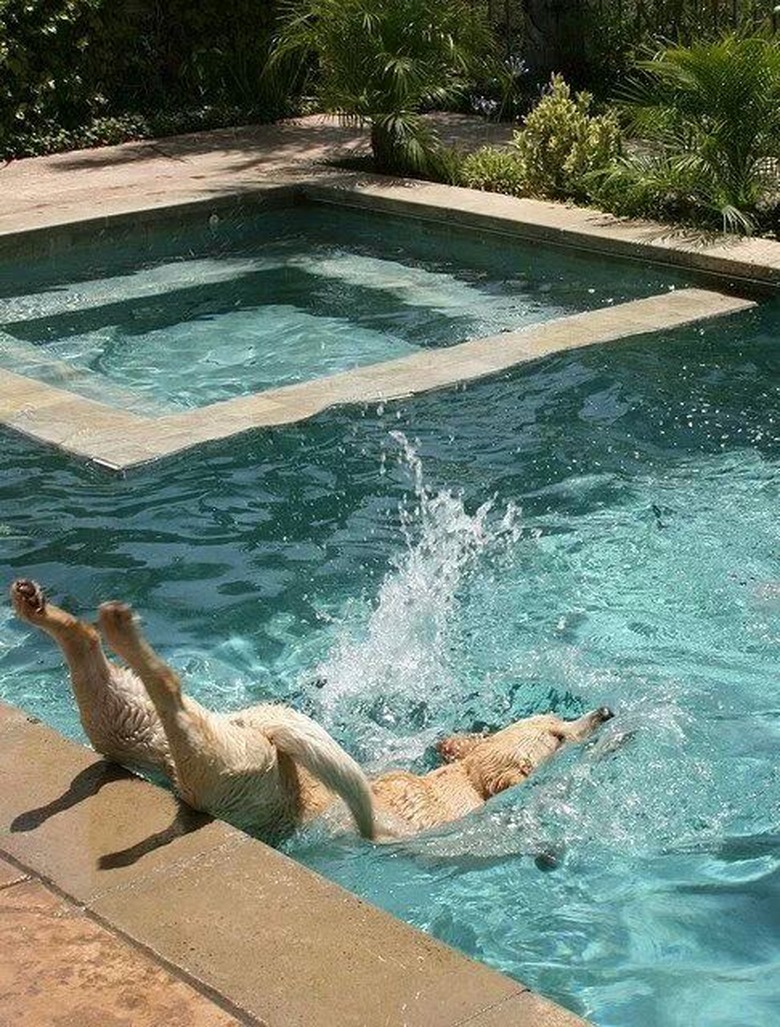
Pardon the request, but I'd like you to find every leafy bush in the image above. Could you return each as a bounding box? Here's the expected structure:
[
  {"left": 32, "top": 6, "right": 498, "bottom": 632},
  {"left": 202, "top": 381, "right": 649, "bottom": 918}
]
[
  {"left": 0, "top": 0, "right": 112, "bottom": 145},
  {"left": 0, "top": 0, "right": 288, "bottom": 158},
  {"left": 455, "top": 75, "right": 621, "bottom": 205},
  {"left": 512, "top": 74, "right": 622, "bottom": 201},
  {"left": 272, "top": 0, "right": 498, "bottom": 175},
  {"left": 458, "top": 146, "right": 526, "bottom": 196},
  {"left": 600, "top": 35, "right": 780, "bottom": 233}
]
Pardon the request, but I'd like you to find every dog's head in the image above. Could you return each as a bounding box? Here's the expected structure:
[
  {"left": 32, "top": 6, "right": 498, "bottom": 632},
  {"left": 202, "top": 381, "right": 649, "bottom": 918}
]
[{"left": 437, "top": 707, "right": 614, "bottom": 799}]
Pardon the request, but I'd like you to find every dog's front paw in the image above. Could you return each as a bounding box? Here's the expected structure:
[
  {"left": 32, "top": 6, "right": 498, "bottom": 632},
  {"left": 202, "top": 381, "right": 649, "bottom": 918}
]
[{"left": 10, "top": 579, "right": 47, "bottom": 620}]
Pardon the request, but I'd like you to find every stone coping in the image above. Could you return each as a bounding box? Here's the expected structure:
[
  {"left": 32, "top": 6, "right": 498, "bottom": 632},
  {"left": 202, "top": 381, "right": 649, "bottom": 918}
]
[
  {"left": 0, "top": 699, "right": 588, "bottom": 1026},
  {"left": 301, "top": 177, "right": 780, "bottom": 289},
  {"left": 0, "top": 284, "right": 755, "bottom": 471}
]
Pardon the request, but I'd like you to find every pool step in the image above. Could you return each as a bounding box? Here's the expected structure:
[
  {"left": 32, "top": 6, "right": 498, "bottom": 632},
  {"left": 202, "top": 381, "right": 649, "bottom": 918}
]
[
  {"left": 0, "top": 286, "right": 756, "bottom": 470},
  {"left": 0, "top": 330, "right": 168, "bottom": 417}
]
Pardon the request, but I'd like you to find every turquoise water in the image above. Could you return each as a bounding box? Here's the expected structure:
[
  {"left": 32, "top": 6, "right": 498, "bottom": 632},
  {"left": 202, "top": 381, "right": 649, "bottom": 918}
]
[
  {"left": 0, "top": 203, "right": 689, "bottom": 412},
  {"left": 1, "top": 300, "right": 778, "bottom": 1026}
]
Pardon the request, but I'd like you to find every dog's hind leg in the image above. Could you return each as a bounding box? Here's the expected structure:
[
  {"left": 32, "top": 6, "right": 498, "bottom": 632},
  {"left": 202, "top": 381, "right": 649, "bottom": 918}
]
[
  {"left": 97, "top": 601, "right": 225, "bottom": 809},
  {"left": 11, "top": 578, "right": 105, "bottom": 660},
  {"left": 97, "top": 601, "right": 183, "bottom": 710},
  {"left": 10, "top": 578, "right": 117, "bottom": 695}
]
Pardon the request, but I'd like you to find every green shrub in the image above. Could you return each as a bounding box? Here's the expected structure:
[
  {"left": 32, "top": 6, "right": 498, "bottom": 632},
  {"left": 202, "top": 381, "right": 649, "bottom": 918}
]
[
  {"left": 512, "top": 74, "right": 621, "bottom": 201},
  {"left": 604, "top": 35, "right": 780, "bottom": 233},
  {"left": 458, "top": 146, "right": 526, "bottom": 196}
]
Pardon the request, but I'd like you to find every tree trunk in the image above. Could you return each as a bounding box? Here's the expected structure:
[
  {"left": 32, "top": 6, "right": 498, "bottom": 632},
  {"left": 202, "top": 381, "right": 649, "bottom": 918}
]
[
  {"left": 370, "top": 120, "right": 411, "bottom": 175},
  {"left": 522, "top": 0, "right": 589, "bottom": 85}
]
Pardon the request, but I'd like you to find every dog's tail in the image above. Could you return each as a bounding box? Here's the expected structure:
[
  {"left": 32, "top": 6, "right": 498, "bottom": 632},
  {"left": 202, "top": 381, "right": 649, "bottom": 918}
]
[{"left": 262, "top": 710, "right": 375, "bottom": 840}]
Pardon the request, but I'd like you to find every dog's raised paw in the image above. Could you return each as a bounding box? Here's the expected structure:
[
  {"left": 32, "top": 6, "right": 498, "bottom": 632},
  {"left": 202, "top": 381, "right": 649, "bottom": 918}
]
[
  {"left": 98, "top": 601, "right": 137, "bottom": 641},
  {"left": 10, "top": 579, "right": 46, "bottom": 616}
]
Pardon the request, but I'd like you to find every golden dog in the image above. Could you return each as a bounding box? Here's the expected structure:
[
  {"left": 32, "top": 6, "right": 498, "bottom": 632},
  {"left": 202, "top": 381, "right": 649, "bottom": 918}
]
[
  {"left": 371, "top": 707, "right": 614, "bottom": 836},
  {"left": 97, "top": 599, "right": 613, "bottom": 842}
]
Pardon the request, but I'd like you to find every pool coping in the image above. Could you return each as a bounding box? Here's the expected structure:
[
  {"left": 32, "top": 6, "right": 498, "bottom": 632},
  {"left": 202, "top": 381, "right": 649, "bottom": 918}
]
[
  {"left": 0, "top": 174, "right": 765, "bottom": 470},
  {"left": 0, "top": 698, "right": 589, "bottom": 1026}
]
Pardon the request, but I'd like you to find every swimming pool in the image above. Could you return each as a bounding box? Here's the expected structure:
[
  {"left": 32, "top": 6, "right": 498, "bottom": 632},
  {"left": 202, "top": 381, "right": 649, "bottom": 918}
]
[
  {"left": 0, "top": 200, "right": 690, "bottom": 413},
  {"left": 1, "top": 293, "right": 777, "bottom": 1025}
]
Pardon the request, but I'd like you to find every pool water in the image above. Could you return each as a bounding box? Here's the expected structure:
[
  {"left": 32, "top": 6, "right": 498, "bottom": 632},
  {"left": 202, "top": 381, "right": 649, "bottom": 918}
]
[
  {"left": 0, "top": 202, "right": 689, "bottom": 412},
  {"left": 1, "top": 301, "right": 778, "bottom": 1026}
]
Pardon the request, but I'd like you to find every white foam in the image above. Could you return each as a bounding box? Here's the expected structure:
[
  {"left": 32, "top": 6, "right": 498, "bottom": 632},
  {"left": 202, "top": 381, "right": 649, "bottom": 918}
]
[{"left": 315, "top": 433, "right": 520, "bottom": 762}]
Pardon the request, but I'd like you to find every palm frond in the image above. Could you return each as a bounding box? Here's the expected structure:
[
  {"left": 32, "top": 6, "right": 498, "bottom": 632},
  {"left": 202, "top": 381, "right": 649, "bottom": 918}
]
[
  {"left": 611, "top": 34, "right": 780, "bottom": 234},
  {"left": 271, "top": 0, "right": 498, "bottom": 174}
]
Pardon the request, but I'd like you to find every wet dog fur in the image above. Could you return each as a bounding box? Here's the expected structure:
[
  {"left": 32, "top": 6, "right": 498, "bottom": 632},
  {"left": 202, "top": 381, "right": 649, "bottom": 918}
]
[
  {"left": 11, "top": 580, "right": 613, "bottom": 842},
  {"left": 97, "top": 599, "right": 613, "bottom": 841}
]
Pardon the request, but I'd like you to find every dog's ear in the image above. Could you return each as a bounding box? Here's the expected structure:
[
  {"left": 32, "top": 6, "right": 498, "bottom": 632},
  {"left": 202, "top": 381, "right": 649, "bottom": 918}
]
[{"left": 436, "top": 733, "right": 483, "bottom": 763}]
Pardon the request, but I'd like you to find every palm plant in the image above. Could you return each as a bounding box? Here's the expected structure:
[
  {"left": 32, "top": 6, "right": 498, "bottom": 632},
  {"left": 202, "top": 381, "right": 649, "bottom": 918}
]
[
  {"left": 271, "top": 0, "right": 497, "bottom": 176},
  {"left": 604, "top": 35, "right": 780, "bottom": 233}
]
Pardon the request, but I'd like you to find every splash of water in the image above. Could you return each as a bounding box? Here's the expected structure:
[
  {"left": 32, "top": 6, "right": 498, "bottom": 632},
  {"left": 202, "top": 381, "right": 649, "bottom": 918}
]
[{"left": 315, "top": 432, "right": 520, "bottom": 764}]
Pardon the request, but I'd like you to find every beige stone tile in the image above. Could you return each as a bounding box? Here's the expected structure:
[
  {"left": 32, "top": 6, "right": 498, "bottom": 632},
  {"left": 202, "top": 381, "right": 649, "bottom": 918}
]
[
  {"left": 0, "top": 879, "right": 242, "bottom": 1026},
  {"left": 461, "top": 991, "right": 590, "bottom": 1026},
  {"left": 0, "top": 714, "right": 241, "bottom": 905},
  {"left": 0, "top": 856, "right": 28, "bottom": 890},
  {"left": 0, "top": 700, "right": 32, "bottom": 731},
  {"left": 72, "top": 440, "right": 161, "bottom": 471},
  {"left": 0, "top": 370, "right": 70, "bottom": 417},
  {"left": 346, "top": 352, "right": 496, "bottom": 401},
  {"left": 4, "top": 399, "right": 128, "bottom": 448},
  {"left": 157, "top": 395, "right": 290, "bottom": 435},
  {"left": 265, "top": 369, "right": 373, "bottom": 411},
  {"left": 94, "top": 838, "right": 525, "bottom": 1027}
]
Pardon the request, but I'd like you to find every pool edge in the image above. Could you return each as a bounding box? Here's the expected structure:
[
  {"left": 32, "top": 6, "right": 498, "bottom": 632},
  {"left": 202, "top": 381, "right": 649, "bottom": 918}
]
[{"left": 0, "top": 698, "right": 590, "bottom": 1026}]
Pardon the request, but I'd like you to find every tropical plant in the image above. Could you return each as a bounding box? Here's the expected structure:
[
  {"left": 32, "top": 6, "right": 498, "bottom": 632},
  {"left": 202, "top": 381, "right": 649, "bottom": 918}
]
[
  {"left": 271, "top": 0, "right": 498, "bottom": 175},
  {"left": 512, "top": 74, "right": 621, "bottom": 200},
  {"left": 601, "top": 35, "right": 780, "bottom": 232}
]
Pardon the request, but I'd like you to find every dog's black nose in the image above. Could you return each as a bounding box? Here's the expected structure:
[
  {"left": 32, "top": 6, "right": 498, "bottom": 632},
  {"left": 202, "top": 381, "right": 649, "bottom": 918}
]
[{"left": 596, "top": 706, "right": 614, "bottom": 722}]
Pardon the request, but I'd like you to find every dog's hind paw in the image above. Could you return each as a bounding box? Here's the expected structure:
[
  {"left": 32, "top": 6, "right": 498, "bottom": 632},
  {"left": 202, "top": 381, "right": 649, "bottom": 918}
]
[
  {"left": 97, "top": 601, "right": 138, "bottom": 646},
  {"left": 10, "top": 579, "right": 47, "bottom": 619}
]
